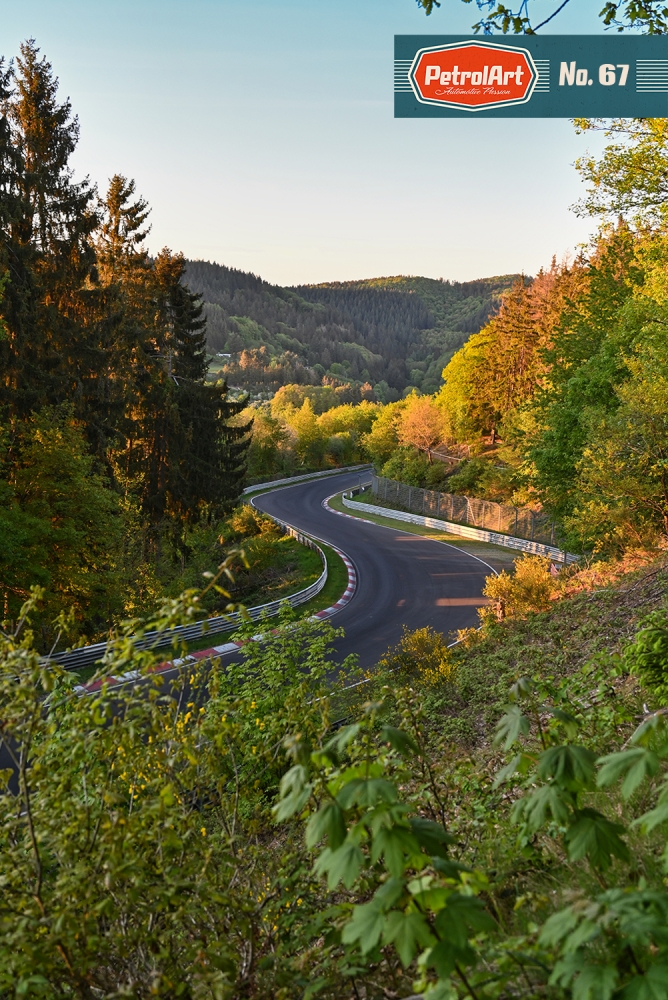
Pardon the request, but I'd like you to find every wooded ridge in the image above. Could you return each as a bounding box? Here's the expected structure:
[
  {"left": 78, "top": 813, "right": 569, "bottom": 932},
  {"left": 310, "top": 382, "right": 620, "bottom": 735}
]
[{"left": 185, "top": 259, "right": 517, "bottom": 399}]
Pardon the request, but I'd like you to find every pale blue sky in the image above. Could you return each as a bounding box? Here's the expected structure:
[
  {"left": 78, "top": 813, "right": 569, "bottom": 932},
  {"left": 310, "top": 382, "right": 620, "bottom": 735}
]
[{"left": 5, "top": 1, "right": 609, "bottom": 285}]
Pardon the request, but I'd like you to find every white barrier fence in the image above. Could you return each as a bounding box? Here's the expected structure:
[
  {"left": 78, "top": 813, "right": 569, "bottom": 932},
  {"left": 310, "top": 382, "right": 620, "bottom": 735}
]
[
  {"left": 342, "top": 492, "right": 578, "bottom": 565},
  {"left": 45, "top": 524, "right": 328, "bottom": 672},
  {"left": 243, "top": 464, "right": 372, "bottom": 494}
]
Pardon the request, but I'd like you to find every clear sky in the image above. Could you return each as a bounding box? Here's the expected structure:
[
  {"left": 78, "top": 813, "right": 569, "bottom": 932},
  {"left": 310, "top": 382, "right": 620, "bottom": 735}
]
[{"left": 4, "top": 1, "right": 610, "bottom": 286}]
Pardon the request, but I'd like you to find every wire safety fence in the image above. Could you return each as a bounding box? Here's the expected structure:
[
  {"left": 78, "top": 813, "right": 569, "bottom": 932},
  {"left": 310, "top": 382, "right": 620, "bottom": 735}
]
[{"left": 372, "top": 475, "right": 557, "bottom": 546}]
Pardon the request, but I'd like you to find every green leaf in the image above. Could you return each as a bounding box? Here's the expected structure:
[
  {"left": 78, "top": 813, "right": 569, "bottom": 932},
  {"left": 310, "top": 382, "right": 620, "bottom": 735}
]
[
  {"left": 314, "top": 840, "right": 365, "bottom": 889},
  {"left": 341, "top": 878, "right": 404, "bottom": 954},
  {"left": 551, "top": 960, "right": 616, "bottom": 1000},
  {"left": 599, "top": 747, "right": 661, "bottom": 800},
  {"left": 371, "top": 825, "right": 418, "bottom": 877},
  {"left": 428, "top": 939, "right": 462, "bottom": 979},
  {"left": 547, "top": 707, "right": 580, "bottom": 740},
  {"left": 494, "top": 704, "right": 530, "bottom": 750},
  {"left": 380, "top": 725, "right": 418, "bottom": 756},
  {"left": 564, "top": 808, "right": 630, "bottom": 870},
  {"left": 323, "top": 723, "right": 361, "bottom": 759},
  {"left": 306, "top": 801, "right": 346, "bottom": 850},
  {"left": 575, "top": 964, "right": 617, "bottom": 1000},
  {"left": 273, "top": 764, "right": 312, "bottom": 821},
  {"left": 409, "top": 817, "right": 454, "bottom": 859},
  {"left": 620, "top": 964, "right": 668, "bottom": 1000},
  {"left": 433, "top": 857, "right": 471, "bottom": 879},
  {"left": 538, "top": 906, "right": 580, "bottom": 948},
  {"left": 337, "top": 777, "right": 397, "bottom": 809},
  {"left": 513, "top": 783, "right": 573, "bottom": 831},
  {"left": 341, "top": 899, "right": 386, "bottom": 955},
  {"left": 382, "top": 910, "right": 435, "bottom": 967},
  {"left": 631, "top": 796, "right": 668, "bottom": 833},
  {"left": 434, "top": 892, "right": 495, "bottom": 948},
  {"left": 493, "top": 752, "right": 534, "bottom": 788},
  {"left": 538, "top": 745, "right": 596, "bottom": 791}
]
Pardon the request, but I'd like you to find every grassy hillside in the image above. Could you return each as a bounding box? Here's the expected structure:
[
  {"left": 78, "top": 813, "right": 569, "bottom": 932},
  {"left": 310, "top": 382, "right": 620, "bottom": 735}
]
[{"left": 184, "top": 260, "right": 518, "bottom": 399}]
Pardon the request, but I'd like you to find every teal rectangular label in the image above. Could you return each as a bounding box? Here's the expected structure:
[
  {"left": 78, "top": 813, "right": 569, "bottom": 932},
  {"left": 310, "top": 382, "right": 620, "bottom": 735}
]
[{"left": 395, "top": 35, "right": 668, "bottom": 116}]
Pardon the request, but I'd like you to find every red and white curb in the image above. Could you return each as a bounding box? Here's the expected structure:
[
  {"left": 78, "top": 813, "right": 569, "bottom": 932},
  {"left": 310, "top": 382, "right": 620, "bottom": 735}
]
[
  {"left": 76, "top": 541, "right": 357, "bottom": 694},
  {"left": 322, "top": 491, "right": 368, "bottom": 525}
]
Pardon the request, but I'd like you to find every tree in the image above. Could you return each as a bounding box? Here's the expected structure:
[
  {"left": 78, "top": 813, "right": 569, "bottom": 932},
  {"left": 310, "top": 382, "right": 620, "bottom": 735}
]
[
  {"left": 572, "top": 346, "right": 668, "bottom": 546},
  {"left": 437, "top": 265, "right": 576, "bottom": 443},
  {"left": 361, "top": 399, "right": 405, "bottom": 465},
  {"left": 0, "top": 407, "right": 123, "bottom": 642},
  {"left": 573, "top": 118, "right": 668, "bottom": 225},
  {"left": 0, "top": 40, "right": 100, "bottom": 422},
  {"left": 286, "top": 397, "right": 327, "bottom": 467},
  {"left": 415, "top": 0, "right": 668, "bottom": 35},
  {"left": 397, "top": 392, "right": 444, "bottom": 462},
  {"left": 529, "top": 225, "right": 643, "bottom": 522}
]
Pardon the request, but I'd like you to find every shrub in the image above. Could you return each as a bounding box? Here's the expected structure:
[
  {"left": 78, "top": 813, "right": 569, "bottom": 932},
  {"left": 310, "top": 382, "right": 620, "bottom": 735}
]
[
  {"left": 624, "top": 610, "right": 668, "bottom": 705},
  {"left": 381, "top": 447, "right": 446, "bottom": 489},
  {"left": 480, "top": 554, "right": 554, "bottom": 624},
  {"left": 377, "top": 625, "right": 454, "bottom": 685}
]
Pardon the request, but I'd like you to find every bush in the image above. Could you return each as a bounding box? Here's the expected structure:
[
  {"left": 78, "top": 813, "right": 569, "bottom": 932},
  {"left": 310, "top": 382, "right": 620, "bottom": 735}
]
[
  {"left": 381, "top": 447, "right": 446, "bottom": 489},
  {"left": 377, "top": 625, "right": 454, "bottom": 685},
  {"left": 624, "top": 610, "right": 668, "bottom": 705},
  {"left": 445, "top": 457, "right": 518, "bottom": 503},
  {"left": 480, "top": 554, "right": 554, "bottom": 624}
]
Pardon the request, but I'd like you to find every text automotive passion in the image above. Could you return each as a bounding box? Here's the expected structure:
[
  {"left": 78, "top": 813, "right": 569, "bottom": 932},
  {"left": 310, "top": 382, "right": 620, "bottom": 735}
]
[{"left": 394, "top": 36, "right": 668, "bottom": 117}]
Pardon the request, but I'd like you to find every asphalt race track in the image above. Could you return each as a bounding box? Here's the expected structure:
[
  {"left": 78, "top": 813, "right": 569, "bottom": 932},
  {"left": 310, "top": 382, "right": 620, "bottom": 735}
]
[
  {"left": 253, "top": 470, "right": 493, "bottom": 669},
  {"left": 0, "top": 470, "right": 495, "bottom": 791}
]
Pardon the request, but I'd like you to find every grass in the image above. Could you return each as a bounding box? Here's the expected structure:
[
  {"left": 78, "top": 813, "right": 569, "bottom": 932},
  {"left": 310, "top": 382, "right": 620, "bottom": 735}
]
[
  {"left": 421, "top": 554, "right": 668, "bottom": 748},
  {"left": 327, "top": 489, "right": 517, "bottom": 572},
  {"left": 179, "top": 541, "right": 348, "bottom": 653}
]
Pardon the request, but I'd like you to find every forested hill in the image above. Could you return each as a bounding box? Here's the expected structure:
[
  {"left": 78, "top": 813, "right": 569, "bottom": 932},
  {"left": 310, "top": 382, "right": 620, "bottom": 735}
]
[{"left": 184, "top": 260, "right": 517, "bottom": 399}]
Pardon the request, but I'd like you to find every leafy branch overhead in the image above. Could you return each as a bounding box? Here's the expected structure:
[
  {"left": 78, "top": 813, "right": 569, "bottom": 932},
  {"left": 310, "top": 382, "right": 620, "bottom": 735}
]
[{"left": 415, "top": 0, "right": 668, "bottom": 34}]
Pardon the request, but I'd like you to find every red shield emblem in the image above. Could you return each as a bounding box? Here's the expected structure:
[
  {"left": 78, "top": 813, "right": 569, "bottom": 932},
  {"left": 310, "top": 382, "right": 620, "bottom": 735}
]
[{"left": 410, "top": 40, "right": 537, "bottom": 112}]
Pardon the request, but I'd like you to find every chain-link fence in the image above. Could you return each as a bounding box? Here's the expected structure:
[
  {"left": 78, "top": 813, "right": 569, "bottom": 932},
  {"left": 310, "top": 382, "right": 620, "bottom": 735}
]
[{"left": 372, "top": 475, "right": 556, "bottom": 546}]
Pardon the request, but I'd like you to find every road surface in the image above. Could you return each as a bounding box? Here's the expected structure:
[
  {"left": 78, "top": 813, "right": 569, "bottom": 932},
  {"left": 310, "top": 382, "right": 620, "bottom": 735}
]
[{"left": 253, "top": 470, "right": 493, "bottom": 669}]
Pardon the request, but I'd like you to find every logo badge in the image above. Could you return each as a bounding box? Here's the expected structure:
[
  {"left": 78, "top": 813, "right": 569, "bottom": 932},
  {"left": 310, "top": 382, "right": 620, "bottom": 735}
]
[{"left": 409, "top": 39, "right": 537, "bottom": 112}]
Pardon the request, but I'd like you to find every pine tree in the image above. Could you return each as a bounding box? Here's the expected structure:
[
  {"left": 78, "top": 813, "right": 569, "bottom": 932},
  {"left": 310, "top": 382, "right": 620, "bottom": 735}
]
[{"left": 0, "top": 40, "right": 100, "bottom": 419}]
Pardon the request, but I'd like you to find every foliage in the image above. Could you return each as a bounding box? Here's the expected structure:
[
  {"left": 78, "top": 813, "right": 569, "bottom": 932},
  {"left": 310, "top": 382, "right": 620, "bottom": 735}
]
[
  {"left": 0, "top": 407, "right": 123, "bottom": 642},
  {"left": 187, "top": 260, "right": 516, "bottom": 399},
  {"left": 416, "top": 0, "right": 668, "bottom": 35},
  {"left": 574, "top": 119, "right": 668, "bottom": 224},
  {"left": 624, "top": 609, "right": 668, "bottom": 705},
  {"left": 4, "top": 548, "right": 668, "bottom": 996},
  {"left": 376, "top": 624, "right": 455, "bottom": 685},
  {"left": 0, "top": 584, "right": 344, "bottom": 997},
  {"left": 275, "top": 689, "right": 497, "bottom": 998},
  {"left": 361, "top": 398, "right": 405, "bottom": 466},
  {"left": 397, "top": 392, "right": 445, "bottom": 462},
  {"left": 437, "top": 267, "right": 577, "bottom": 442},
  {"left": 381, "top": 447, "right": 447, "bottom": 489},
  {"left": 569, "top": 346, "right": 668, "bottom": 548},
  {"left": 445, "top": 456, "right": 521, "bottom": 503},
  {"left": 479, "top": 554, "right": 554, "bottom": 625},
  {"left": 0, "top": 41, "right": 252, "bottom": 634}
]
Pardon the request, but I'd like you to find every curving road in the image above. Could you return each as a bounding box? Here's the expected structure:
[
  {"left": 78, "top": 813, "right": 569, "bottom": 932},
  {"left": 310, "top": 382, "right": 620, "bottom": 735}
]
[{"left": 253, "top": 470, "right": 493, "bottom": 670}]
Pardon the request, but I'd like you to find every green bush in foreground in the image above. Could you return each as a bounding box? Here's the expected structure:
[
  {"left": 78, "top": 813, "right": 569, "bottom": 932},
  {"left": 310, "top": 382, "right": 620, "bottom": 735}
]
[{"left": 3, "top": 578, "right": 668, "bottom": 998}]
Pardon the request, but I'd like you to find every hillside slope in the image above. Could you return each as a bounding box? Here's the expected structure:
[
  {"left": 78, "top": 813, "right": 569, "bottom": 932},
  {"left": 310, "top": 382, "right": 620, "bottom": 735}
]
[{"left": 184, "top": 260, "right": 518, "bottom": 398}]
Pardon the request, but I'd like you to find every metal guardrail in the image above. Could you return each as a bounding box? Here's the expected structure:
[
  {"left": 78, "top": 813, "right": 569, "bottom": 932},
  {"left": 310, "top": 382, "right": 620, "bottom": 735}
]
[
  {"left": 243, "top": 464, "right": 372, "bottom": 494},
  {"left": 45, "top": 525, "right": 328, "bottom": 672},
  {"left": 342, "top": 490, "right": 578, "bottom": 565}
]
